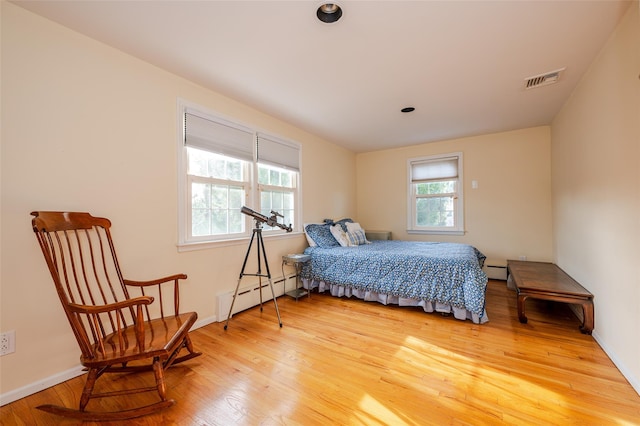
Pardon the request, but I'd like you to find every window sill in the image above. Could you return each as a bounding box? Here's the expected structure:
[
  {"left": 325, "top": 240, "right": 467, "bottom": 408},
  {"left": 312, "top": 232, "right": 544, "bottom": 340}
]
[
  {"left": 407, "top": 229, "right": 465, "bottom": 236},
  {"left": 177, "top": 230, "right": 305, "bottom": 252}
]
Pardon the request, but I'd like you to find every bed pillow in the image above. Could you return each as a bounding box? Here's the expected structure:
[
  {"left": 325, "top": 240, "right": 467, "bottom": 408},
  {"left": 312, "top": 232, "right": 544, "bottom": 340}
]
[
  {"left": 303, "top": 223, "right": 320, "bottom": 247},
  {"left": 304, "top": 223, "right": 340, "bottom": 248},
  {"left": 330, "top": 224, "right": 352, "bottom": 247},
  {"left": 345, "top": 222, "right": 370, "bottom": 246},
  {"left": 335, "top": 218, "right": 354, "bottom": 232}
]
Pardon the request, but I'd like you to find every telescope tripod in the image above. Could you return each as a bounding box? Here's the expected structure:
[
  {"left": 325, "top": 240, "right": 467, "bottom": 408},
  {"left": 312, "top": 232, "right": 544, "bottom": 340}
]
[{"left": 224, "top": 221, "right": 282, "bottom": 329}]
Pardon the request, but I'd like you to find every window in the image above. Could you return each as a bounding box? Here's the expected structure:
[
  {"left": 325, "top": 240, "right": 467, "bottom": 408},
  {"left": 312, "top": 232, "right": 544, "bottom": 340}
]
[
  {"left": 178, "top": 103, "right": 300, "bottom": 247},
  {"left": 258, "top": 163, "right": 296, "bottom": 231},
  {"left": 187, "top": 149, "right": 248, "bottom": 238},
  {"left": 407, "top": 153, "right": 464, "bottom": 235}
]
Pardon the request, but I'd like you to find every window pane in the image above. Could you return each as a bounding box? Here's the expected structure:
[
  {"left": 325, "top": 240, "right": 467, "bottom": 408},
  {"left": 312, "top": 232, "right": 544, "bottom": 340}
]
[
  {"left": 210, "top": 209, "right": 228, "bottom": 234},
  {"left": 283, "top": 192, "right": 293, "bottom": 209},
  {"left": 188, "top": 151, "right": 209, "bottom": 178},
  {"left": 211, "top": 185, "right": 228, "bottom": 209},
  {"left": 416, "top": 181, "right": 456, "bottom": 195},
  {"left": 417, "top": 196, "right": 455, "bottom": 227},
  {"left": 272, "top": 192, "right": 283, "bottom": 211},
  {"left": 270, "top": 169, "right": 279, "bottom": 186},
  {"left": 281, "top": 172, "right": 291, "bottom": 187},
  {"left": 192, "top": 210, "right": 211, "bottom": 236},
  {"left": 229, "top": 186, "right": 243, "bottom": 209},
  {"left": 191, "top": 181, "right": 246, "bottom": 236},
  {"left": 227, "top": 161, "right": 241, "bottom": 181},
  {"left": 191, "top": 182, "right": 210, "bottom": 209},
  {"left": 261, "top": 191, "right": 271, "bottom": 212},
  {"left": 187, "top": 147, "right": 244, "bottom": 181},
  {"left": 282, "top": 209, "right": 294, "bottom": 229},
  {"left": 229, "top": 208, "right": 243, "bottom": 233},
  {"left": 260, "top": 188, "right": 295, "bottom": 231},
  {"left": 258, "top": 164, "right": 295, "bottom": 188},
  {"left": 209, "top": 157, "right": 227, "bottom": 179},
  {"left": 258, "top": 167, "right": 269, "bottom": 185}
]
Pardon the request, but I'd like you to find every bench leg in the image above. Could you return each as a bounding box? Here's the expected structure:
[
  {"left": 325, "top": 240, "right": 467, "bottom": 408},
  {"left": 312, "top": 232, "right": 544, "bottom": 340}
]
[
  {"left": 580, "top": 300, "right": 594, "bottom": 335},
  {"left": 517, "top": 293, "right": 529, "bottom": 324}
]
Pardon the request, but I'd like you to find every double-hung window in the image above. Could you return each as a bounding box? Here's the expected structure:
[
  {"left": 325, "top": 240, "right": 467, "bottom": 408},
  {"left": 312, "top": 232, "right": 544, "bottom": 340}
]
[
  {"left": 257, "top": 134, "right": 298, "bottom": 231},
  {"left": 179, "top": 103, "right": 300, "bottom": 247},
  {"left": 407, "top": 153, "right": 464, "bottom": 235}
]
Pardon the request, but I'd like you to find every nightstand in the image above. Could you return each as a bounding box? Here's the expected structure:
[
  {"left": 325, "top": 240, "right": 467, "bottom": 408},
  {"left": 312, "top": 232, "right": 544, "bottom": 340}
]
[{"left": 281, "top": 254, "right": 311, "bottom": 300}]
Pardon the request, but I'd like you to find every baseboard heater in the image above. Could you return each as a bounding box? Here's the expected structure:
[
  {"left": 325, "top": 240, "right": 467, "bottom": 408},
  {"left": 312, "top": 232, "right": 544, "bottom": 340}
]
[
  {"left": 217, "top": 274, "right": 294, "bottom": 321},
  {"left": 484, "top": 264, "right": 507, "bottom": 280}
]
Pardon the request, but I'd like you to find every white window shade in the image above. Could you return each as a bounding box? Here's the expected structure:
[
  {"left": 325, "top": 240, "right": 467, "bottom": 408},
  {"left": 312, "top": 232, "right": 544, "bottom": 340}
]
[
  {"left": 257, "top": 133, "right": 300, "bottom": 171},
  {"left": 184, "top": 112, "right": 253, "bottom": 162},
  {"left": 411, "top": 157, "right": 458, "bottom": 182}
]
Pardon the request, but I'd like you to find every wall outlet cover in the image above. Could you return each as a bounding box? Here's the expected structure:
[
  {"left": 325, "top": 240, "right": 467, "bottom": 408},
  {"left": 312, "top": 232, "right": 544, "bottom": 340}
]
[{"left": 0, "top": 330, "right": 16, "bottom": 356}]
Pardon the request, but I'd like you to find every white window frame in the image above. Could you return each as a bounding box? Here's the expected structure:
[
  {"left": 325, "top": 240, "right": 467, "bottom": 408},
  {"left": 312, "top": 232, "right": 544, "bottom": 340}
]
[
  {"left": 407, "top": 152, "right": 464, "bottom": 236},
  {"left": 177, "top": 99, "right": 301, "bottom": 250}
]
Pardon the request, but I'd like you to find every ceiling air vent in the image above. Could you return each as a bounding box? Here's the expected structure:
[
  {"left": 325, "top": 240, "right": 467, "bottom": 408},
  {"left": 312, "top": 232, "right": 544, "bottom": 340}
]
[{"left": 525, "top": 68, "right": 565, "bottom": 89}]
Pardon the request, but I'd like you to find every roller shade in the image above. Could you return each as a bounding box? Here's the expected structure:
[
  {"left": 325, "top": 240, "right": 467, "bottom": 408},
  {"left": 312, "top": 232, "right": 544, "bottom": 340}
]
[
  {"left": 184, "top": 112, "right": 253, "bottom": 162},
  {"left": 257, "top": 133, "right": 300, "bottom": 171},
  {"left": 411, "top": 157, "right": 458, "bottom": 183}
]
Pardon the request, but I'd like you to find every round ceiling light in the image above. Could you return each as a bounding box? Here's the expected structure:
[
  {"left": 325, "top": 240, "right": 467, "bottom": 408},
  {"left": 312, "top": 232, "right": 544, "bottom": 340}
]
[
  {"left": 317, "top": 3, "right": 343, "bottom": 23},
  {"left": 401, "top": 107, "right": 416, "bottom": 113}
]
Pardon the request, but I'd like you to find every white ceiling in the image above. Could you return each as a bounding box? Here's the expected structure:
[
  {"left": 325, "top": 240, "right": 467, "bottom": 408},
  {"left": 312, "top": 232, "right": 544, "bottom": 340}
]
[{"left": 12, "top": 1, "right": 633, "bottom": 153}]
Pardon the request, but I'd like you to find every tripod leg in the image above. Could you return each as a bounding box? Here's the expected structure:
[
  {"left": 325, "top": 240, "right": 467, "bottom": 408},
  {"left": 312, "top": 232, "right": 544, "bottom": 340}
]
[
  {"left": 223, "top": 277, "right": 243, "bottom": 330},
  {"left": 258, "top": 277, "right": 264, "bottom": 312},
  {"left": 258, "top": 231, "right": 283, "bottom": 328},
  {"left": 256, "top": 231, "right": 264, "bottom": 312},
  {"left": 267, "top": 278, "right": 283, "bottom": 328},
  {"left": 224, "top": 230, "right": 257, "bottom": 330}
]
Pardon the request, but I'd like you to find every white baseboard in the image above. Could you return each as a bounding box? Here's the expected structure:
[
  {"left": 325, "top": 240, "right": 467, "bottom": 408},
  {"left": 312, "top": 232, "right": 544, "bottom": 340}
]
[
  {"left": 592, "top": 331, "right": 640, "bottom": 396},
  {"left": 0, "top": 365, "right": 86, "bottom": 406},
  {"left": 192, "top": 314, "right": 218, "bottom": 329}
]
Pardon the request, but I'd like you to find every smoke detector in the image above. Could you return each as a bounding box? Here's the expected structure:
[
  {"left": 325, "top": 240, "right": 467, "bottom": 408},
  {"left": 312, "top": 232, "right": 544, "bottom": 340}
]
[{"left": 524, "top": 68, "right": 565, "bottom": 89}]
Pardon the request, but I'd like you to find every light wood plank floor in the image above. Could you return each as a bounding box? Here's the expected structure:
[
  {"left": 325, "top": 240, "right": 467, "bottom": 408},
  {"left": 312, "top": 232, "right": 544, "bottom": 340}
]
[{"left": 2, "top": 281, "right": 639, "bottom": 425}]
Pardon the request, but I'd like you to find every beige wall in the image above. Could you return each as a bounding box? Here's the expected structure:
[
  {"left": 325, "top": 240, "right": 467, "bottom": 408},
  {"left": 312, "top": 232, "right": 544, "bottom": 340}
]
[
  {"left": 356, "top": 126, "right": 553, "bottom": 265},
  {"left": 0, "top": 2, "right": 356, "bottom": 397},
  {"left": 551, "top": 3, "right": 639, "bottom": 392}
]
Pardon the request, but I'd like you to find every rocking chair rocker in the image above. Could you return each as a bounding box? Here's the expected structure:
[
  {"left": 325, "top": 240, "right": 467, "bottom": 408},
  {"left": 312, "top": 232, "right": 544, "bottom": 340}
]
[{"left": 31, "top": 211, "right": 201, "bottom": 421}]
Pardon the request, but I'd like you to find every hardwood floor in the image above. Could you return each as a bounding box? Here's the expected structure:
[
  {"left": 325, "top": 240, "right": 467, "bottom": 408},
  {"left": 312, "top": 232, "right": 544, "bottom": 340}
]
[{"left": 2, "top": 280, "right": 639, "bottom": 425}]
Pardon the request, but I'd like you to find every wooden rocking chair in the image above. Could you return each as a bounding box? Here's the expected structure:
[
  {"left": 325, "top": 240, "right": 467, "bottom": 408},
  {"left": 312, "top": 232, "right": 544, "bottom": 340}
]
[{"left": 31, "top": 211, "right": 201, "bottom": 421}]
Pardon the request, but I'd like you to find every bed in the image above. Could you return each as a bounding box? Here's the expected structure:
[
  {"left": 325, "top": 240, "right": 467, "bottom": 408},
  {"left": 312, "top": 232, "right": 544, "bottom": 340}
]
[{"left": 300, "top": 221, "right": 489, "bottom": 324}]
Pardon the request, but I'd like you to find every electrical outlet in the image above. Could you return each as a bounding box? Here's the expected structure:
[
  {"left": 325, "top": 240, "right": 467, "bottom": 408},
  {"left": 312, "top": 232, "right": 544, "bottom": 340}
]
[{"left": 0, "top": 330, "right": 16, "bottom": 356}]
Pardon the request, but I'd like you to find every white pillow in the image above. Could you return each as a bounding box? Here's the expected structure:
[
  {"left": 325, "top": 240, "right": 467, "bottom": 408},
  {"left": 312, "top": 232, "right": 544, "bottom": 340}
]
[
  {"left": 330, "top": 224, "right": 351, "bottom": 247},
  {"left": 345, "top": 221, "right": 365, "bottom": 233}
]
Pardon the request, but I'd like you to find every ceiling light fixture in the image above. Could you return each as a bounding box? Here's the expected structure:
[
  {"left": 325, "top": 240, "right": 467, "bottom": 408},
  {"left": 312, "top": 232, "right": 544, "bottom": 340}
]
[
  {"left": 401, "top": 107, "right": 415, "bottom": 113},
  {"left": 317, "top": 3, "right": 343, "bottom": 23}
]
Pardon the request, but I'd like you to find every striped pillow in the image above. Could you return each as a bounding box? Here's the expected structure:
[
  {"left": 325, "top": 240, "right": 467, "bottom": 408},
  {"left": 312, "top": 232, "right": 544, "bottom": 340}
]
[{"left": 347, "top": 228, "right": 368, "bottom": 246}]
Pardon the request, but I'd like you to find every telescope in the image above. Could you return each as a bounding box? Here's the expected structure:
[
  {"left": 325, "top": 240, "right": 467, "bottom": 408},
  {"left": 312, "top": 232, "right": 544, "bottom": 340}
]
[{"left": 241, "top": 206, "right": 292, "bottom": 232}]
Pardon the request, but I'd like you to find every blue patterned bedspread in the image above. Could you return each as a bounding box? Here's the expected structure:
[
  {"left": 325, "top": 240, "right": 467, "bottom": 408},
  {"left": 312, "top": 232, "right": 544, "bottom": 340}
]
[{"left": 301, "top": 240, "right": 488, "bottom": 316}]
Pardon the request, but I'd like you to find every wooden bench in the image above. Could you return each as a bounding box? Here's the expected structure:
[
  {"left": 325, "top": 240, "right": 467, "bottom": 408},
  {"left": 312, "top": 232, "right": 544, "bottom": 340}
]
[{"left": 507, "top": 260, "right": 594, "bottom": 334}]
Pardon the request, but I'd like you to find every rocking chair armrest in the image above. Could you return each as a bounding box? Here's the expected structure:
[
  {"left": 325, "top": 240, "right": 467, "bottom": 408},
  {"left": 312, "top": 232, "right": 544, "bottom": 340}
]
[
  {"left": 123, "top": 274, "right": 188, "bottom": 288},
  {"left": 68, "top": 296, "right": 155, "bottom": 315}
]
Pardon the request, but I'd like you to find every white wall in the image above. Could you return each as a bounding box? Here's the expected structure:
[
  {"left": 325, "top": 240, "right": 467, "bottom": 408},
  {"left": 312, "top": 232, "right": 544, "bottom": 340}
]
[
  {"left": 0, "top": 2, "right": 356, "bottom": 398},
  {"left": 356, "top": 126, "right": 553, "bottom": 266},
  {"left": 551, "top": 3, "right": 639, "bottom": 392}
]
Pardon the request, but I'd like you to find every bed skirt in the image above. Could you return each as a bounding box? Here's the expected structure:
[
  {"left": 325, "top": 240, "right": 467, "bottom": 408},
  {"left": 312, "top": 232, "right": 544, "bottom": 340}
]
[{"left": 302, "top": 278, "right": 488, "bottom": 324}]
